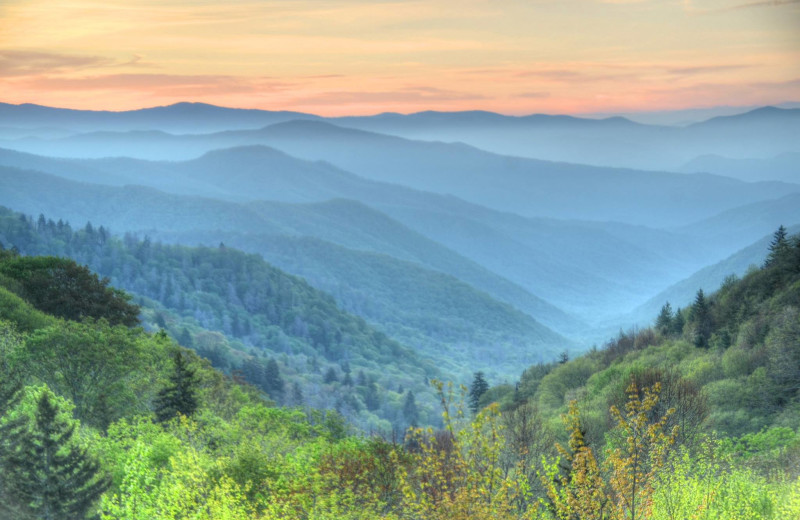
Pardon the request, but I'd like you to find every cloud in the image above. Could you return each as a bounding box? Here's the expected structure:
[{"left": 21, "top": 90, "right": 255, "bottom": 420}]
[
  {"left": 0, "top": 50, "right": 113, "bottom": 77},
  {"left": 517, "top": 92, "right": 551, "bottom": 99},
  {"left": 683, "top": 0, "right": 800, "bottom": 13},
  {"left": 726, "top": 0, "right": 800, "bottom": 9},
  {"left": 290, "top": 86, "right": 486, "bottom": 106},
  {"left": 15, "top": 73, "right": 294, "bottom": 97},
  {"left": 665, "top": 64, "right": 752, "bottom": 76},
  {"left": 0, "top": 49, "right": 155, "bottom": 78}
]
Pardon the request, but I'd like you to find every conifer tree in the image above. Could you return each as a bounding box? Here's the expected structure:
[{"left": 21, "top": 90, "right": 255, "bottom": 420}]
[
  {"left": 689, "top": 290, "right": 712, "bottom": 349},
  {"left": 765, "top": 225, "right": 789, "bottom": 268},
  {"left": 342, "top": 372, "right": 354, "bottom": 387},
  {"left": 403, "top": 390, "right": 419, "bottom": 426},
  {"left": 1, "top": 390, "right": 109, "bottom": 520},
  {"left": 324, "top": 367, "right": 339, "bottom": 384},
  {"left": 469, "top": 372, "right": 489, "bottom": 414},
  {"left": 655, "top": 302, "right": 673, "bottom": 334},
  {"left": 672, "top": 307, "right": 685, "bottom": 336},
  {"left": 154, "top": 350, "right": 199, "bottom": 423},
  {"left": 364, "top": 382, "right": 380, "bottom": 411},
  {"left": 264, "top": 358, "right": 285, "bottom": 401}
]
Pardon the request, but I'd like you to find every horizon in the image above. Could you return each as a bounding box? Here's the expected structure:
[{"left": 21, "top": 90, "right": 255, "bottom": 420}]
[{"left": 3, "top": 98, "right": 799, "bottom": 123}]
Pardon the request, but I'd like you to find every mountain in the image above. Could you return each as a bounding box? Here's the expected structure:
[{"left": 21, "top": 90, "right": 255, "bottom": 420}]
[
  {"left": 0, "top": 206, "right": 443, "bottom": 429},
  {"left": 0, "top": 158, "right": 581, "bottom": 332},
  {"left": 675, "top": 193, "right": 800, "bottom": 252},
  {"left": 4, "top": 122, "right": 798, "bottom": 228},
  {"left": 0, "top": 150, "right": 727, "bottom": 325},
  {"left": 4, "top": 102, "right": 799, "bottom": 172},
  {"left": 0, "top": 175, "right": 572, "bottom": 378},
  {"left": 624, "top": 224, "right": 800, "bottom": 325},
  {"left": 151, "top": 229, "right": 570, "bottom": 379},
  {"left": 0, "top": 101, "right": 319, "bottom": 133},
  {"left": 680, "top": 152, "right": 800, "bottom": 184}
]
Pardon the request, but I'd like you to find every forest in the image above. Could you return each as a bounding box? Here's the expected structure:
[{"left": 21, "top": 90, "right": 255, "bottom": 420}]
[{"left": 0, "top": 210, "right": 798, "bottom": 519}]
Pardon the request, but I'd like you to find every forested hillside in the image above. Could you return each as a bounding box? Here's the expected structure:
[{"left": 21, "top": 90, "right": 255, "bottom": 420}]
[
  {"left": 0, "top": 207, "right": 445, "bottom": 431},
  {"left": 0, "top": 228, "right": 798, "bottom": 519},
  {"left": 481, "top": 226, "right": 800, "bottom": 469}
]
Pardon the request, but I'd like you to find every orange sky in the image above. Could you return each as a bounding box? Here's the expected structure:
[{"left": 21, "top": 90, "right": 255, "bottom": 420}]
[{"left": 1, "top": 0, "right": 799, "bottom": 115}]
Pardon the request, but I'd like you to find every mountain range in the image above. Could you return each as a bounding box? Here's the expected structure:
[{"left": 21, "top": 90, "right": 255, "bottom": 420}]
[{"left": 0, "top": 101, "right": 798, "bottom": 382}]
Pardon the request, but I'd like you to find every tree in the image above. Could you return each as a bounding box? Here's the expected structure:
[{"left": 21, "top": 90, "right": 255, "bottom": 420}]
[
  {"left": 154, "top": 350, "right": 199, "bottom": 423},
  {"left": 671, "top": 307, "right": 685, "bottom": 336},
  {"left": 364, "top": 382, "right": 380, "bottom": 411},
  {"left": 0, "top": 256, "right": 140, "bottom": 326},
  {"left": 403, "top": 391, "right": 419, "bottom": 426},
  {"left": 541, "top": 381, "right": 678, "bottom": 520},
  {"left": 324, "top": 367, "right": 339, "bottom": 384},
  {"left": 764, "top": 225, "right": 789, "bottom": 268},
  {"left": 342, "top": 372, "right": 354, "bottom": 387},
  {"left": 264, "top": 358, "right": 285, "bottom": 401},
  {"left": 689, "top": 289, "right": 712, "bottom": 348},
  {"left": 469, "top": 372, "right": 489, "bottom": 414},
  {"left": 655, "top": 302, "right": 673, "bottom": 334},
  {"left": 19, "top": 320, "right": 147, "bottom": 427},
  {"left": 1, "top": 389, "right": 110, "bottom": 520}
]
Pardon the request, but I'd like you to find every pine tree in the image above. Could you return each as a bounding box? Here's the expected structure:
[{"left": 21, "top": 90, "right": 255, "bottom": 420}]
[
  {"left": 154, "top": 351, "right": 199, "bottom": 423},
  {"left": 672, "top": 307, "right": 685, "bottom": 336},
  {"left": 1, "top": 391, "right": 110, "bottom": 520},
  {"left": 764, "top": 225, "right": 789, "bottom": 268},
  {"left": 364, "top": 382, "right": 380, "bottom": 411},
  {"left": 689, "top": 289, "right": 712, "bottom": 349},
  {"left": 469, "top": 372, "right": 489, "bottom": 414},
  {"left": 403, "top": 390, "right": 419, "bottom": 426},
  {"left": 655, "top": 302, "right": 673, "bottom": 334},
  {"left": 291, "top": 382, "right": 304, "bottom": 406},
  {"left": 264, "top": 358, "right": 285, "bottom": 401},
  {"left": 324, "top": 367, "right": 339, "bottom": 384}
]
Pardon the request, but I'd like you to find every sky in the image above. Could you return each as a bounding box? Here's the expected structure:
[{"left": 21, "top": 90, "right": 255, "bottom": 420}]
[{"left": 0, "top": 0, "right": 799, "bottom": 116}]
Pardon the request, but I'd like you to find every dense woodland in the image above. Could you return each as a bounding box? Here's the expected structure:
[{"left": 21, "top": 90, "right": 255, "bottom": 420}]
[
  {"left": 0, "top": 207, "right": 440, "bottom": 432},
  {"left": 0, "top": 205, "right": 798, "bottom": 518}
]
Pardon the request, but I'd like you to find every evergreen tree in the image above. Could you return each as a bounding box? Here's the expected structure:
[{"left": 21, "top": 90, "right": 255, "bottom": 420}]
[
  {"left": 264, "top": 358, "right": 285, "bottom": 401},
  {"left": 655, "top": 302, "right": 673, "bottom": 334},
  {"left": 469, "top": 371, "right": 489, "bottom": 414},
  {"left": 291, "top": 382, "right": 304, "bottom": 406},
  {"left": 342, "top": 372, "right": 354, "bottom": 387},
  {"left": 364, "top": 382, "right": 380, "bottom": 411},
  {"left": 672, "top": 307, "right": 685, "bottom": 336},
  {"left": 765, "top": 225, "right": 789, "bottom": 268},
  {"left": 323, "top": 367, "right": 339, "bottom": 384},
  {"left": 689, "top": 289, "right": 712, "bottom": 349},
  {"left": 402, "top": 390, "right": 419, "bottom": 426},
  {"left": 1, "top": 390, "right": 109, "bottom": 520},
  {"left": 154, "top": 351, "right": 199, "bottom": 423}
]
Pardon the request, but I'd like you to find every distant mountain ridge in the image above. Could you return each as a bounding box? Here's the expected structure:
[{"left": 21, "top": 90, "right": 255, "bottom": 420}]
[
  {"left": 3, "top": 102, "right": 799, "bottom": 173},
  {"left": 3, "top": 122, "right": 798, "bottom": 228}
]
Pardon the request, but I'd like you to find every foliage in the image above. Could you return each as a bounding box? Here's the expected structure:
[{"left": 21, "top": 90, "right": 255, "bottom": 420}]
[
  {"left": 0, "top": 386, "right": 110, "bottom": 519},
  {"left": 0, "top": 251, "right": 139, "bottom": 326},
  {"left": 154, "top": 350, "right": 200, "bottom": 423},
  {"left": 0, "top": 207, "right": 439, "bottom": 430}
]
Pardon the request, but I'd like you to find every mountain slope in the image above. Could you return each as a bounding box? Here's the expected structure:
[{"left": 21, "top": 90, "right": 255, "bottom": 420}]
[
  {"left": 0, "top": 183, "right": 571, "bottom": 377},
  {"left": 0, "top": 149, "right": 736, "bottom": 324},
  {"left": 5, "top": 120, "right": 797, "bottom": 228},
  {"left": 680, "top": 152, "right": 800, "bottom": 184},
  {"left": 625, "top": 224, "right": 800, "bottom": 325}
]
